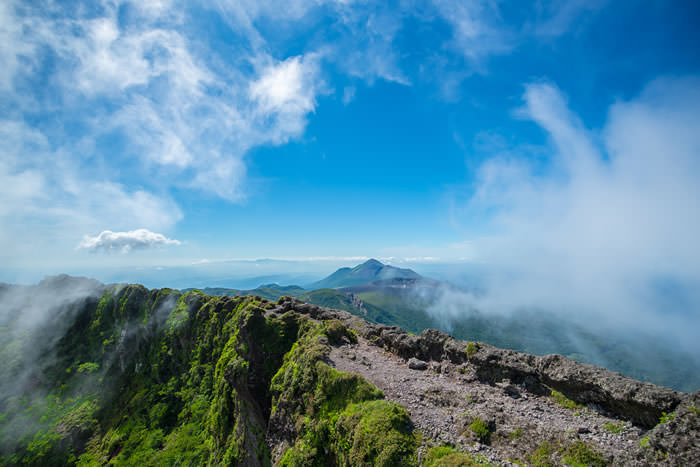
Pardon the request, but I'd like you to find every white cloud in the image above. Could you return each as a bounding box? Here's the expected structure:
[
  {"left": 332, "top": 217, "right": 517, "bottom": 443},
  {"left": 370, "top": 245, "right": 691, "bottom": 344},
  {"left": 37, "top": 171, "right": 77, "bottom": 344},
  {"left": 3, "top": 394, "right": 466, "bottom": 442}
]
[
  {"left": 250, "top": 54, "right": 324, "bottom": 142},
  {"left": 533, "top": 0, "right": 608, "bottom": 37},
  {"left": 431, "top": 0, "right": 513, "bottom": 66},
  {"left": 0, "top": 0, "right": 34, "bottom": 92},
  {"left": 213, "top": 0, "right": 410, "bottom": 86},
  {"left": 445, "top": 76, "right": 700, "bottom": 353},
  {"left": 79, "top": 229, "right": 181, "bottom": 253},
  {"left": 251, "top": 56, "right": 319, "bottom": 114},
  {"left": 1, "top": 0, "right": 327, "bottom": 202},
  {"left": 0, "top": 119, "right": 183, "bottom": 263},
  {"left": 342, "top": 86, "right": 356, "bottom": 104}
]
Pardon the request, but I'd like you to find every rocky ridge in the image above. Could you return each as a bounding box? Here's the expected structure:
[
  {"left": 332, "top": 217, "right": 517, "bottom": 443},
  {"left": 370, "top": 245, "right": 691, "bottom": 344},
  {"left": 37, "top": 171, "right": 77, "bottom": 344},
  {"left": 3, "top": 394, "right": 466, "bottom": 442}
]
[{"left": 274, "top": 296, "right": 699, "bottom": 465}]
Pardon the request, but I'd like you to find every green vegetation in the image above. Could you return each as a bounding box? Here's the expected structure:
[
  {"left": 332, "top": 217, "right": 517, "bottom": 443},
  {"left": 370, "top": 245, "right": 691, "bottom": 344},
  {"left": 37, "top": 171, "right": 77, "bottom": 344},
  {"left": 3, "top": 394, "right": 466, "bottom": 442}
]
[
  {"left": 181, "top": 285, "right": 307, "bottom": 302},
  {"left": 468, "top": 417, "right": 491, "bottom": 443},
  {"left": 560, "top": 440, "right": 607, "bottom": 467},
  {"left": 0, "top": 276, "right": 692, "bottom": 465},
  {"left": 659, "top": 411, "right": 676, "bottom": 424},
  {"left": 690, "top": 405, "right": 699, "bottom": 415},
  {"left": 424, "top": 445, "right": 493, "bottom": 466},
  {"left": 508, "top": 427, "right": 523, "bottom": 440},
  {"left": 640, "top": 436, "right": 650, "bottom": 448},
  {"left": 551, "top": 390, "right": 583, "bottom": 412},
  {"left": 76, "top": 362, "right": 99, "bottom": 374},
  {"left": 528, "top": 441, "right": 555, "bottom": 467},
  {"left": 272, "top": 320, "right": 417, "bottom": 466},
  {"left": 466, "top": 342, "right": 478, "bottom": 359},
  {"left": 0, "top": 285, "right": 422, "bottom": 466},
  {"left": 528, "top": 439, "right": 606, "bottom": 466},
  {"left": 603, "top": 421, "right": 624, "bottom": 433}
]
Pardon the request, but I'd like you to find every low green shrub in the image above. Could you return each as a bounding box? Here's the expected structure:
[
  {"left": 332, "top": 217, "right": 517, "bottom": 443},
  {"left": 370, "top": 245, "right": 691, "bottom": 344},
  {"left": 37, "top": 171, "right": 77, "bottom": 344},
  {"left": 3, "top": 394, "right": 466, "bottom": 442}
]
[
  {"left": 551, "top": 390, "right": 583, "bottom": 411},
  {"left": 466, "top": 342, "right": 478, "bottom": 359},
  {"left": 560, "top": 440, "right": 607, "bottom": 467},
  {"left": 469, "top": 417, "right": 491, "bottom": 442},
  {"left": 602, "top": 421, "right": 624, "bottom": 433},
  {"left": 528, "top": 441, "right": 555, "bottom": 467},
  {"left": 424, "top": 445, "right": 492, "bottom": 466}
]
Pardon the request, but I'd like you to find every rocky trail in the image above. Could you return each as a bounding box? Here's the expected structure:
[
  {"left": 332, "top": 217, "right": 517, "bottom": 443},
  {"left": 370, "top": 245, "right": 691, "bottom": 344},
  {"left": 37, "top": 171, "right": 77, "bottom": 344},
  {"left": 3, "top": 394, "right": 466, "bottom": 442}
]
[
  {"left": 277, "top": 297, "right": 700, "bottom": 465},
  {"left": 330, "top": 336, "right": 644, "bottom": 465}
]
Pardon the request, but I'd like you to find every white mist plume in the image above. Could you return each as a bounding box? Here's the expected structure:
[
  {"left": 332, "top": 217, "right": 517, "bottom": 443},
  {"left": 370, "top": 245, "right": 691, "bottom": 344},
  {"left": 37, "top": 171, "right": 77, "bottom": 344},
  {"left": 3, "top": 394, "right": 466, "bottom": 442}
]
[
  {"left": 439, "top": 76, "right": 700, "bottom": 354},
  {"left": 0, "top": 276, "right": 106, "bottom": 398}
]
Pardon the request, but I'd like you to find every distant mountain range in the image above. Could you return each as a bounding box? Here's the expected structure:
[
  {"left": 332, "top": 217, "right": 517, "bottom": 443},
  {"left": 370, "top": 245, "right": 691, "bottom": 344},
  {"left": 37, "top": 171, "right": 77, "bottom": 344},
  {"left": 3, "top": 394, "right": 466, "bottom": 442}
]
[
  {"left": 181, "top": 259, "right": 425, "bottom": 301},
  {"left": 309, "top": 258, "right": 422, "bottom": 289}
]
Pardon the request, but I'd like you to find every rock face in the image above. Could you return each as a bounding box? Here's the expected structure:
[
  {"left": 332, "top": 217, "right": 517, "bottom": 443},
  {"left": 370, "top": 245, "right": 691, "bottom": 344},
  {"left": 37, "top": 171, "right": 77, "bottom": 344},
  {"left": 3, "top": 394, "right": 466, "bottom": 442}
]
[
  {"left": 631, "top": 390, "right": 700, "bottom": 465},
  {"left": 358, "top": 318, "right": 685, "bottom": 429}
]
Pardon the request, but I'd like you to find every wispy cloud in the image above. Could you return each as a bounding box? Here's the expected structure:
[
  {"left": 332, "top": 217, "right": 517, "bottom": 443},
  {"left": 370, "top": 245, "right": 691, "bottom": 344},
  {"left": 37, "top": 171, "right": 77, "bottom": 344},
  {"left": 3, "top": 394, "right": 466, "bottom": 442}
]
[
  {"left": 0, "top": 0, "right": 331, "bottom": 260},
  {"left": 431, "top": 0, "right": 514, "bottom": 65},
  {"left": 0, "top": 118, "right": 182, "bottom": 262},
  {"left": 532, "top": 0, "right": 608, "bottom": 37},
  {"left": 79, "top": 229, "right": 181, "bottom": 254},
  {"left": 444, "top": 75, "right": 700, "bottom": 354}
]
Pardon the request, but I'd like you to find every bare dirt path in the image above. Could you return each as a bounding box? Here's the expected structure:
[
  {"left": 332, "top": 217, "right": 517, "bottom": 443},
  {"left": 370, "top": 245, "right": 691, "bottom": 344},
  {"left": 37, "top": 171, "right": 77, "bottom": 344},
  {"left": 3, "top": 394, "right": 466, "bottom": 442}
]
[{"left": 328, "top": 336, "right": 644, "bottom": 465}]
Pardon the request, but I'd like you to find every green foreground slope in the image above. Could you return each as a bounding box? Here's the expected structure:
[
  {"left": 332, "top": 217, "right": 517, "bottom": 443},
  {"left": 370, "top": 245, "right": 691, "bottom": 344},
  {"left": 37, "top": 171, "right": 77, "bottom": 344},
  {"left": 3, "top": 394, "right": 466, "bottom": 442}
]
[{"left": 0, "top": 284, "right": 416, "bottom": 466}]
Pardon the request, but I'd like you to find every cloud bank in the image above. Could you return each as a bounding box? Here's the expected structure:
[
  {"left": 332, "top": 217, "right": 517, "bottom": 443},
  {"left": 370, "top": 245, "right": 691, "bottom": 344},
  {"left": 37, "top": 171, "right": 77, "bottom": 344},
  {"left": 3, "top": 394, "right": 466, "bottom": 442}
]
[
  {"left": 79, "top": 229, "right": 181, "bottom": 254},
  {"left": 442, "top": 76, "right": 700, "bottom": 354}
]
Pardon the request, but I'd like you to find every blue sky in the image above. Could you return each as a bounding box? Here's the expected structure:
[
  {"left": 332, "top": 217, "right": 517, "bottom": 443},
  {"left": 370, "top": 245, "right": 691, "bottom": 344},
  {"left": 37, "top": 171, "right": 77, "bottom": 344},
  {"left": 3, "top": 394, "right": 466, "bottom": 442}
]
[{"left": 1, "top": 0, "right": 700, "bottom": 297}]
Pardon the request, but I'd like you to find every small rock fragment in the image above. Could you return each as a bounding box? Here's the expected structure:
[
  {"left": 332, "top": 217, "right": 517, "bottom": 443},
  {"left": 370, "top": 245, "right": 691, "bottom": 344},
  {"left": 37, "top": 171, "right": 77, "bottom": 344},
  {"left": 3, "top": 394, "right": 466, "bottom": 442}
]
[{"left": 408, "top": 357, "right": 429, "bottom": 370}]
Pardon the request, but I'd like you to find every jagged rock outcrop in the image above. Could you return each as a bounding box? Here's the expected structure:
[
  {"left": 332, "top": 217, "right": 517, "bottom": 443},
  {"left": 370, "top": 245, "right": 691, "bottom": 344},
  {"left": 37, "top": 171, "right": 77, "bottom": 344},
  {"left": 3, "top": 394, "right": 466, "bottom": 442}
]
[{"left": 346, "top": 312, "right": 686, "bottom": 429}]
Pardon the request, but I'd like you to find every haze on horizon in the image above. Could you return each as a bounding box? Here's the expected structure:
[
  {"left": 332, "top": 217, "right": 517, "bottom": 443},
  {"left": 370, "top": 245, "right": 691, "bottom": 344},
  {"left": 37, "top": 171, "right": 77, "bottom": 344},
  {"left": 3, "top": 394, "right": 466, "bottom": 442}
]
[{"left": 2, "top": 1, "right": 700, "bottom": 356}]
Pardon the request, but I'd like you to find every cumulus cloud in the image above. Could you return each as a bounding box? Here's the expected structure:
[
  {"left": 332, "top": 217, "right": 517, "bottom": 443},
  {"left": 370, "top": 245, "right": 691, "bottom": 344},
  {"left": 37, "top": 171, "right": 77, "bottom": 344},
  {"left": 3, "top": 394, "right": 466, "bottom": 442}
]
[
  {"left": 442, "top": 76, "right": 700, "bottom": 354},
  {"left": 250, "top": 54, "right": 324, "bottom": 140},
  {"left": 79, "top": 229, "right": 181, "bottom": 254}
]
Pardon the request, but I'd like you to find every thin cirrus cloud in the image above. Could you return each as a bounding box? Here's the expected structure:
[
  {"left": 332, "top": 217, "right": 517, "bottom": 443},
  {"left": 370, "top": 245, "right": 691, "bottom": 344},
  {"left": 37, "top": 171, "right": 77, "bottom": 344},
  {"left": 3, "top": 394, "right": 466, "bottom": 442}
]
[{"left": 78, "top": 229, "right": 181, "bottom": 254}]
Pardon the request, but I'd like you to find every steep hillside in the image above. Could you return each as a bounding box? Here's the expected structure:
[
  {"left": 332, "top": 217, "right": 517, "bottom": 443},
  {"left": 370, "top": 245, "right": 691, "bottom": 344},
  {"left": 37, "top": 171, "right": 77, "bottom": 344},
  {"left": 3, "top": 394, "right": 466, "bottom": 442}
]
[
  {"left": 0, "top": 278, "right": 416, "bottom": 466},
  {"left": 1, "top": 277, "right": 697, "bottom": 466},
  {"left": 310, "top": 259, "right": 421, "bottom": 289}
]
